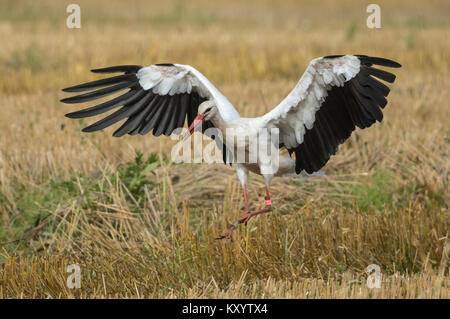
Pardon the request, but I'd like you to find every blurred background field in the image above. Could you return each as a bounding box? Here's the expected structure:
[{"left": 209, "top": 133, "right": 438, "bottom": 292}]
[{"left": 0, "top": 0, "right": 448, "bottom": 298}]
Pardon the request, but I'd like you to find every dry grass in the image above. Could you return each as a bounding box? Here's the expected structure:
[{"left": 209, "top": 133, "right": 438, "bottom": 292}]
[{"left": 0, "top": 0, "right": 449, "bottom": 298}]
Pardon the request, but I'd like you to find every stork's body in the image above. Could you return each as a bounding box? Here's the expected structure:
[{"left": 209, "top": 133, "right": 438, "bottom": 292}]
[
  {"left": 193, "top": 111, "right": 296, "bottom": 237},
  {"left": 62, "top": 54, "right": 401, "bottom": 240},
  {"left": 203, "top": 111, "right": 296, "bottom": 179}
]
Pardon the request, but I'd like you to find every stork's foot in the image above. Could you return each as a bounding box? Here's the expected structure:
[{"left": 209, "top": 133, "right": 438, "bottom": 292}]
[
  {"left": 216, "top": 197, "right": 272, "bottom": 241},
  {"left": 238, "top": 205, "right": 272, "bottom": 224},
  {"left": 215, "top": 221, "right": 238, "bottom": 241}
]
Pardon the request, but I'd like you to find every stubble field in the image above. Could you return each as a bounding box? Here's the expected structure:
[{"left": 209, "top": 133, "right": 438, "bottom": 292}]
[{"left": 0, "top": 0, "right": 448, "bottom": 298}]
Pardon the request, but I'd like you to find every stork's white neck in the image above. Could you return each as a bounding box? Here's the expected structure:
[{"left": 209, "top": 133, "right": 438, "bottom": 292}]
[{"left": 209, "top": 111, "right": 228, "bottom": 133}]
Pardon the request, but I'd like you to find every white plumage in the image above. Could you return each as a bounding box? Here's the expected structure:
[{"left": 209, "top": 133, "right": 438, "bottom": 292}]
[
  {"left": 259, "top": 55, "right": 360, "bottom": 149},
  {"left": 138, "top": 64, "right": 240, "bottom": 122},
  {"left": 62, "top": 54, "right": 401, "bottom": 239}
]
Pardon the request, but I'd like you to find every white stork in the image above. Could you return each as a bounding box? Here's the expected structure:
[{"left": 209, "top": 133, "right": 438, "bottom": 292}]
[{"left": 61, "top": 54, "right": 401, "bottom": 240}]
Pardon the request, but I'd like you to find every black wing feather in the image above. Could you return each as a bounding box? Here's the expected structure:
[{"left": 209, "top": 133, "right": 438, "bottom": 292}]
[
  {"left": 90, "top": 65, "right": 142, "bottom": 74},
  {"left": 366, "top": 67, "right": 396, "bottom": 83},
  {"left": 112, "top": 92, "right": 155, "bottom": 137},
  {"left": 139, "top": 95, "right": 168, "bottom": 135},
  {"left": 82, "top": 91, "right": 153, "bottom": 133},
  {"left": 165, "top": 95, "right": 182, "bottom": 136},
  {"left": 62, "top": 65, "right": 206, "bottom": 138},
  {"left": 61, "top": 64, "right": 237, "bottom": 165},
  {"left": 289, "top": 55, "right": 401, "bottom": 174},
  {"left": 61, "top": 81, "right": 137, "bottom": 104},
  {"left": 65, "top": 89, "right": 145, "bottom": 119},
  {"left": 154, "top": 97, "right": 175, "bottom": 136},
  {"left": 62, "top": 74, "right": 137, "bottom": 92}
]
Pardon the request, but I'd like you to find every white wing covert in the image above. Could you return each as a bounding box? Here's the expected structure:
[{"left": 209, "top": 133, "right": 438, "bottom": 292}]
[
  {"left": 61, "top": 63, "right": 240, "bottom": 137},
  {"left": 260, "top": 55, "right": 401, "bottom": 174}
]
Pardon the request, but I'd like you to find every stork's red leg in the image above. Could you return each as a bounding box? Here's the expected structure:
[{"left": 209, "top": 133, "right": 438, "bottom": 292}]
[
  {"left": 216, "top": 186, "right": 272, "bottom": 241},
  {"left": 243, "top": 183, "right": 249, "bottom": 212},
  {"left": 239, "top": 186, "right": 272, "bottom": 224},
  {"left": 216, "top": 183, "right": 249, "bottom": 241}
]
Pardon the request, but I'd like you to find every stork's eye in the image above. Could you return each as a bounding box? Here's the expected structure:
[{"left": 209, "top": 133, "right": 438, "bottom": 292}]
[{"left": 204, "top": 107, "right": 212, "bottom": 113}]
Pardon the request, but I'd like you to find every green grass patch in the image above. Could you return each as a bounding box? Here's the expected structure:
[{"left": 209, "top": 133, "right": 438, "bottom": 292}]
[
  {"left": 343, "top": 172, "right": 395, "bottom": 213},
  {"left": 0, "top": 152, "right": 161, "bottom": 251},
  {"left": 346, "top": 21, "right": 357, "bottom": 41},
  {"left": 8, "top": 43, "right": 43, "bottom": 71}
]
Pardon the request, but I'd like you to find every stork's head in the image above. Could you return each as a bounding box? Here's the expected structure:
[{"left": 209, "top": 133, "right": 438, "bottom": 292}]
[
  {"left": 183, "top": 101, "right": 217, "bottom": 140},
  {"left": 197, "top": 100, "right": 218, "bottom": 121}
]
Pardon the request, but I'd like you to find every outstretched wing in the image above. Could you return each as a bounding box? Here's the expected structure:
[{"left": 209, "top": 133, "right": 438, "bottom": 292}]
[
  {"left": 61, "top": 63, "right": 240, "bottom": 137},
  {"left": 260, "top": 55, "right": 401, "bottom": 174}
]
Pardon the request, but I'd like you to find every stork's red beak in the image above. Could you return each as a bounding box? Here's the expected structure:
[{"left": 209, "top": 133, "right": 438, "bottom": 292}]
[{"left": 183, "top": 114, "right": 206, "bottom": 141}]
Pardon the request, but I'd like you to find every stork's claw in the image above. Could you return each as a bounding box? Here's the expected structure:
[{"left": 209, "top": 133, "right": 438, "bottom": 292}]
[
  {"left": 216, "top": 227, "right": 235, "bottom": 241},
  {"left": 215, "top": 206, "right": 272, "bottom": 241},
  {"left": 238, "top": 205, "right": 272, "bottom": 224},
  {"left": 238, "top": 212, "right": 252, "bottom": 225}
]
